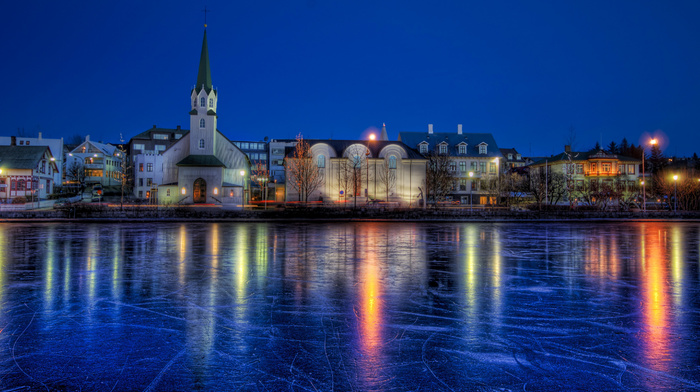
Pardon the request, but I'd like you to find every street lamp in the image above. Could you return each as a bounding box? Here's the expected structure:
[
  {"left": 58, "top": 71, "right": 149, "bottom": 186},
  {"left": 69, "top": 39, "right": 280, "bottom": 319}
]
[
  {"left": 673, "top": 174, "right": 678, "bottom": 212},
  {"left": 643, "top": 138, "right": 658, "bottom": 212},
  {"left": 469, "top": 171, "right": 474, "bottom": 212}
]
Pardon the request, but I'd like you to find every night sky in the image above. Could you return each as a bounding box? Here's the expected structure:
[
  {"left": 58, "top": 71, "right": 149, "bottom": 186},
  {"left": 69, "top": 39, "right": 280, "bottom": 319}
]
[{"left": 3, "top": 1, "right": 699, "bottom": 157}]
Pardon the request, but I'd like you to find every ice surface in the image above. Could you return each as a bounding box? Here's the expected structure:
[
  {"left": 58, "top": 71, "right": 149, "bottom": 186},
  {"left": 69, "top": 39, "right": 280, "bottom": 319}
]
[{"left": 0, "top": 221, "right": 699, "bottom": 391}]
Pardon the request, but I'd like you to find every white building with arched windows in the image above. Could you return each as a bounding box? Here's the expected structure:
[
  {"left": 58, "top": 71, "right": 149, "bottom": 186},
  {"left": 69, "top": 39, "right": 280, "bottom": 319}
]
[
  {"left": 285, "top": 140, "right": 426, "bottom": 206},
  {"left": 157, "top": 29, "right": 249, "bottom": 206}
]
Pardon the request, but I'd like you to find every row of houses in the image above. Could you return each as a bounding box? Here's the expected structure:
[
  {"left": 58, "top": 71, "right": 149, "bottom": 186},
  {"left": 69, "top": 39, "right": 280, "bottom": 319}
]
[{"left": 0, "top": 28, "right": 644, "bottom": 207}]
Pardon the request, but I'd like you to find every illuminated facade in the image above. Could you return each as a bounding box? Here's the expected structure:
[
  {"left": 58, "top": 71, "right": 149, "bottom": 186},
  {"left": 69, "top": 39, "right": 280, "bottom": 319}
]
[
  {"left": 66, "top": 136, "right": 124, "bottom": 188},
  {"left": 398, "top": 124, "right": 504, "bottom": 205},
  {"left": 157, "top": 29, "right": 249, "bottom": 206},
  {"left": 0, "top": 145, "right": 59, "bottom": 201},
  {"left": 285, "top": 139, "right": 427, "bottom": 206}
]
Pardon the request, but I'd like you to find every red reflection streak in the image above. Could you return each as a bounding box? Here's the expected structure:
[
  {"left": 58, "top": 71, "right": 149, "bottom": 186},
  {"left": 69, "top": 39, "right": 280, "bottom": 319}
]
[
  {"left": 641, "top": 225, "right": 670, "bottom": 372},
  {"left": 358, "top": 225, "right": 383, "bottom": 382}
]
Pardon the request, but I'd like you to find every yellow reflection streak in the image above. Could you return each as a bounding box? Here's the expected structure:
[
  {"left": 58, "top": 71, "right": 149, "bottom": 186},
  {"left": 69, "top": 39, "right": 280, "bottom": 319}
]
[
  {"left": 641, "top": 224, "right": 670, "bottom": 372},
  {"left": 44, "top": 227, "right": 56, "bottom": 311},
  {"left": 490, "top": 228, "right": 502, "bottom": 322},
  {"left": 87, "top": 227, "right": 98, "bottom": 304},
  {"left": 670, "top": 226, "right": 683, "bottom": 306},
  {"left": 111, "top": 229, "right": 121, "bottom": 302},
  {"left": 178, "top": 225, "right": 187, "bottom": 286},
  {"left": 464, "top": 225, "right": 477, "bottom": 322},
  {"left": 358, "top": 224, "right": 384, "bottom": 384}
]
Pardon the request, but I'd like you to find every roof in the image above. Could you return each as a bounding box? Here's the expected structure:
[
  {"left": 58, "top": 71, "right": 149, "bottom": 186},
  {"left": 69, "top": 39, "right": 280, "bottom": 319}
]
[
  {"left": 195, "top": 30, "right": 213, "bottom": 94},
  {"left": 176, "top": 155, "right": 225, "bottom": 167},
  {"left": 301, "top": 139, "right": 425, "bottom": 159},
  {"left": 131, "top": 126, "right": 189, "bottom": 140},
  {"left": 398, "top": 131, "right": 503, "bottom": 158},
  {"left": 531, "top": 150, "right": 641, "bottom": 165},
  {"left": 0, "top": 146, "right": 54, "bottom": 169},
  {"left": 70, "top": 140, "right": 118, "bottom": 156}
]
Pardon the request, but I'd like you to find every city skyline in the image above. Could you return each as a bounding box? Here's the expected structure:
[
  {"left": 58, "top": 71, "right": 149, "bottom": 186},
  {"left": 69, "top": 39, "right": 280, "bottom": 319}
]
[{"left": 3, "top": 1, "right": 700, "bottom": 157}]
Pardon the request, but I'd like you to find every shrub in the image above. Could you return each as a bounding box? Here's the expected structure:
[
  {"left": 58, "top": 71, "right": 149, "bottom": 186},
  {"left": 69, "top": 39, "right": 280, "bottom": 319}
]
[{"left": 11, "top": 197, "right": 28, "bottom": 204}]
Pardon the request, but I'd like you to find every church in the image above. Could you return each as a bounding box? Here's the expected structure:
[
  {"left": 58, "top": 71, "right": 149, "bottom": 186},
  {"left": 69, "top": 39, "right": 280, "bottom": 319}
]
[{"left": 158, "top": 29, "right": 249, "bottom": 206}]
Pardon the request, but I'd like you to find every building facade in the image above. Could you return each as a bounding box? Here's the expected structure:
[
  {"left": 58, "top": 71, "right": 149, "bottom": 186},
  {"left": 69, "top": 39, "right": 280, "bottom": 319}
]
[
  {"left": 66, "top": 136, "right": 124, "bottom": 190},
  {"left": 399, "top": 124, "right": 504, "bottom": 205},
  {"left": 0, "top": 133, "right": 63, "bottom": 189},
  {"left": 128, "top": 125, "right": 188, "bottom": 201},
  {"left": 285, "top": 139, "right": 427, "bottom": 206},
  {"left": 0, "top": 145, "right": 59, "bottom": 202},
  {"left": 529, "top": 147, "right": 642, "bottom": 205}
]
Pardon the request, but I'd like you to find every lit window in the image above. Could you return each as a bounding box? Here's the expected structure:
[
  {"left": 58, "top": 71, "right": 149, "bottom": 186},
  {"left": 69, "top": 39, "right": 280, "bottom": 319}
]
[
  {"left": 479, "top": 144, "right": 487, "bottom": 154},
  {"left": 199, "top": 119, "right": 205, "bottom": 128},
  {"left": 489, "top": 162, "right": 496, "bottom": 173},
  {"left": 480, "top": 162, "right": 486, "bottom": 173},
  {"left": 627, "top": 164, "right": 635, "bottom": 174},
  {"left": 388, "top": 156, "right": 397, "bottom": 169},
  {"left": 199, "top": 139, "right": 205, "bottom": 149},
  {"left": 181, "top": 187, "right": 186, "bottom": 195},
  {"left": 459, "top": 144, "right": 466, "bottom": 154},
  {"left": 317, "top": 155, "right": 325, "bottom": 168},
  {"left": 200, "top": 97, "right": 206, "bottom": 107},
  {"left": 459, "top": 162, "right": 466, "bottom": 172},
  {"left": 147, "top": 163, "right": 153, "bottom": 172},
  {"left": 139, "top": 163, "right": 143, "bottom": 172}
]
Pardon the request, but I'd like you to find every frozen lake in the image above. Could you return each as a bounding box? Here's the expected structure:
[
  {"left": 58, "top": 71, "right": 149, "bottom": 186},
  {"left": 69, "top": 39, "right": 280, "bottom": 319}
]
[{"left": 1, "top": 221, "right": 699, "bottom": 391}]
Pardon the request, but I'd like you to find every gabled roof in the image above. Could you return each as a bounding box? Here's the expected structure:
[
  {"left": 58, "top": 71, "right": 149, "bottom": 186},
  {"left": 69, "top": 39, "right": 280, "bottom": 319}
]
[
  {"left": 0, "top": 146, "right": 55, "bottom": 169},
  {"left": 398, "top": 131, "right": 503, "bottom": 158},
  {"left": 70, "top": 140, "right": 118, "bottom": 156},
  {"left": 531, "top": 150, "right": 641, "bottom": 165},
  {"left": 176, "top": 155, "right": 225, "bottom": 167},
  {"left": 131, "top": 127, "right": 189, "bottom": 140}
]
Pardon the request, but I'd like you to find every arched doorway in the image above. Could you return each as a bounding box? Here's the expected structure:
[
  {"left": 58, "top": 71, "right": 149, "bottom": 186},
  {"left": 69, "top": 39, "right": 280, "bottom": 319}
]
[{"left": 193, "top": 178, "right": 207, "bottom": 203}]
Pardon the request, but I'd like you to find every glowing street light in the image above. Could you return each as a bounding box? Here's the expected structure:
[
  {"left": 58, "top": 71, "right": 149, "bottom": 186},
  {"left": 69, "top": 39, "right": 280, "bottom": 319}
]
[
  {"left": 642, "top": 138, "right": 658, "bottom": 213},
  {"left": 673, "top": 174, "right": 678, "bottom": 212}
]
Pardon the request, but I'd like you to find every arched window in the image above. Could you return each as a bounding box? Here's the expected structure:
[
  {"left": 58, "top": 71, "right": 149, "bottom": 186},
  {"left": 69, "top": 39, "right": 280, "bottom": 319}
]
[
  {"left": 199, "top": 118, "right": 205, "bottom": 128},
  {"left": 193, "top": 99, "right": 197, "bottom": 107},
  {"left": 317, "top": 155, "right": 325, "bottom": 168},
  {"left": 209, "top": 98, "right": 213, "bottom": 107},
  {"left": 199, "top": 139, "right": 205, "bottom": 149},
  {"left": 200, "top": 97, "right": 206, "bottom": 107},
  {"left": 388, "top": 155, "right": 397, "bottom": 169}
]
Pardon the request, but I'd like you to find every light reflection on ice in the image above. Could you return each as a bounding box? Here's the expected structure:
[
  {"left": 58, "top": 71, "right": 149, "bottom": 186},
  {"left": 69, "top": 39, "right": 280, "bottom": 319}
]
[{"left": 0, "top": 221, "right": 699, "bottom": 391}]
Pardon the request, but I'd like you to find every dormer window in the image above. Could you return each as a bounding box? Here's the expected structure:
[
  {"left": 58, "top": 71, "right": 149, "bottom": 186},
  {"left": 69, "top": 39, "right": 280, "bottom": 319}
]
[
  {"left": 209, "top": 98, "right": 213, "bottom": 107},
  {"left": 516, "top": 154, "right": 521, "bottom": 160},
  {"left": 419, "top": 143, "right": 428, "bottom": 154},
  {"left": 508, "top": 153, "right": 513, "bottom": 160},
  {"left": 199, "top": 119, "right": 205, "bottom": 128},
  {"left": 479, "top": 144, "right": 487, "bottom": 154},
  {"left": 199, "top": 139, "right": 205, "bottom": 149},
  {"left": 200, "top": 97, "right": 206, "bottom": 107},
  {"left": 439, "top": 143, "right": 448, "bottom": 155}
]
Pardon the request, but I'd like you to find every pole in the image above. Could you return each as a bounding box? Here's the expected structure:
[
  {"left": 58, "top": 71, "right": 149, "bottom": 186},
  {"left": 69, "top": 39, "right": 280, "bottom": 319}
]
[
  {"left": 642, "top": 150, "right": 646, "bottom": 212},
  {"left": 674, "top": 180, "right": 677, "bottom": 212}
]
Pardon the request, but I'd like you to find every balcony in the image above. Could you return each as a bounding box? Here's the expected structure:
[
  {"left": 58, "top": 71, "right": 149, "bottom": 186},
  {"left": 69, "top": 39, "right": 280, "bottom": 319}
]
[{"left": 584, "top": 171, "right": 617, "bottom": 177}]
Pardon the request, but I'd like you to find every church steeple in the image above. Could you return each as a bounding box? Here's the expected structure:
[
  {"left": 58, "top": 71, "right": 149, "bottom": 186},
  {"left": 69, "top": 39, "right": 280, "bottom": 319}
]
[{"left": 195, "top": 30, "right": 213, "bottom": 94}]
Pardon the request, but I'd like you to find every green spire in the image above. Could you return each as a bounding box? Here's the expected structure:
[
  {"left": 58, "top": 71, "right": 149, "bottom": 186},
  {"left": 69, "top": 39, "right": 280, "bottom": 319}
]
[{"left": 195, "top": 29, "right": 212, "bottom": 94}]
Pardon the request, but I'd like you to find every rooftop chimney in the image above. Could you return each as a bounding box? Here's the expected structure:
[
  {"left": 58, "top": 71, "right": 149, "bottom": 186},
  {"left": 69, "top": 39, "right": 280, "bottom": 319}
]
[
  {"left": 457, "top": 124, "right": 463, "bottom": 135},
  {"left": 38, "top": 132, "right": 43, "bottom": 140},
  {"left": 86, "top": 135, "right": 90, "bottom": 142},
  {"left": 176, "top": 125, "right": 181, "bottom": 130},
  {"left": 565, "top": 145, "right": 571, "bottom": 153},
  {"left": 428, "top": 124, "right": 433, "bottom": 134},
  {"left": 153, "top": 125, "right": 157, "bottom": 129}
]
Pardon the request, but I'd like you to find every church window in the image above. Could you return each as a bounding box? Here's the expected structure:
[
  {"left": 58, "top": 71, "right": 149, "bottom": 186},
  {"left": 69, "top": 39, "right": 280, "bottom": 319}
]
[
  {"left": 200, "top": 97, "right": 206, "bottom": 107},
  {"left": 209, "top": 98, "right": 213, "bottom": 107},
  {"left": 166, "top": 189, "right": 171, "bottom": 197},
  {"left": 200, "top": 119, "right": 205, "bottom": 128},
  {"left": 388, "top": 155, "right": 397, "bottom": 169},
  {"left": 199, "top": 139, "right": 205, "bottom": 149},
  {"left": 317, "top": 155, "right": 325, "bottom": 168},
  {"left": 193, "top": 99, "right": 197, "bottom": 107}
]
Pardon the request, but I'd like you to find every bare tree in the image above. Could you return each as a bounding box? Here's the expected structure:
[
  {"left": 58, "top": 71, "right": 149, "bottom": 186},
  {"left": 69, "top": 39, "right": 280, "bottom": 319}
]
[
  {"left": 424, "top": 152, "right": 454, "bottom": 207},
  {"left": 66, "top": 161, "right": 86, "bottom": 193},
  {"left": 376, "top": 161, "right": 397, "bottom": 202},
  {"left": 335, "top": 159, "right": 354, "bottom": 208},
  {"left": 284, "top": 134, "right": 324, "bottom": 203},
  {"left": 251, "top": 161, "right": 270, "bottom": 205}
]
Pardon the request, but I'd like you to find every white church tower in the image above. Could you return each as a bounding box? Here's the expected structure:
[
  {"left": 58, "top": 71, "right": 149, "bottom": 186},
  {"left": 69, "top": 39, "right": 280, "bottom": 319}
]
[{"left": 189, "top": 29, "right": 217, "bottom": 156}]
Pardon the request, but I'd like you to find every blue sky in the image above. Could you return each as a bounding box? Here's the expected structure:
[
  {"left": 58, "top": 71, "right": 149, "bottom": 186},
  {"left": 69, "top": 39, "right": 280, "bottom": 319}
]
[{"left": 2, "top": 0, "right": 699, "bottom": 157}]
